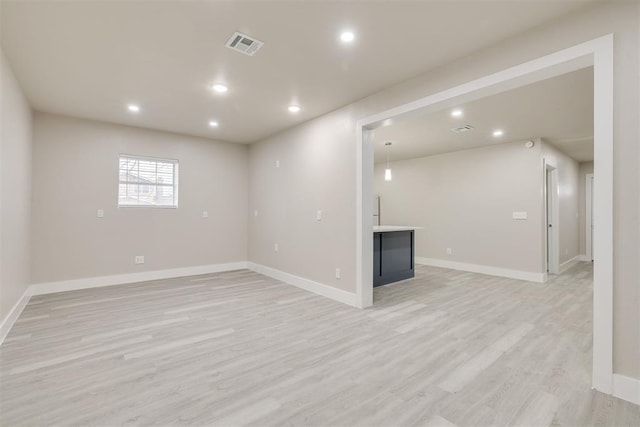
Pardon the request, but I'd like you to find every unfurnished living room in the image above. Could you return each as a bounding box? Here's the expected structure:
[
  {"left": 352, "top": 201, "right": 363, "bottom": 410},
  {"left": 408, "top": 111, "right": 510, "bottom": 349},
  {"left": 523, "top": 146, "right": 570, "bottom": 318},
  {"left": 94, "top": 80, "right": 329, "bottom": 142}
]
[{"left": 1, "top": 1, "right": 639, "bottom": 426}]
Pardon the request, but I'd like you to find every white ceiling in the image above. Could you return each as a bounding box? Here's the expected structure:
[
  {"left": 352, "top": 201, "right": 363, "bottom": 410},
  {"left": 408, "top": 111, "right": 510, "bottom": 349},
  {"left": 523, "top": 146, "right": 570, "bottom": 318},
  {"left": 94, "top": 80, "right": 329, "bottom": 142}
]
[
  {"left": 1, "top": 1, "right": 599, "bottom": 144},
  {"left": 374, "top": 67, "right": 594, "bottom": 163}
]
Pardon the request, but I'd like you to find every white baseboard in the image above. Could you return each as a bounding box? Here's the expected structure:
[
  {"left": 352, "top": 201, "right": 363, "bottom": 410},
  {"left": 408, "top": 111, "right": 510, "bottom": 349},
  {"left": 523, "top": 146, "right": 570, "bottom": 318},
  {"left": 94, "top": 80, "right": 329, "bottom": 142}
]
[
  {"left": 415, "top": 257, "right": 545, "bottom": 283},
  {"left": 613, "top": 374, "right": 640, "bottom": 405},
  {"left": 29, "top": 262, "right": 249, "bottom": 296},
  {"left": 559, "top": 255, "right": 581, "bottom": 273},
  {"left": 247, "top": 262, "right": 357, "bottom": 307},
  {"left": 0, "top": 288, "right": 32, "bottom": 346},
  {"left": 578, "top": 254, "right": 592, "bottom": 262}
]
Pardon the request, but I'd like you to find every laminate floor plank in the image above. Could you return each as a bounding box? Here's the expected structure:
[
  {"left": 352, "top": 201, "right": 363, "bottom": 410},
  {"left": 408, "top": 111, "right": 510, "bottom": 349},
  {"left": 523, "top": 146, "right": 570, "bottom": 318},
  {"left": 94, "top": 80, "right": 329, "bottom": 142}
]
[{"left": 1, "top": 263, "right": 638, "bottom": 426}]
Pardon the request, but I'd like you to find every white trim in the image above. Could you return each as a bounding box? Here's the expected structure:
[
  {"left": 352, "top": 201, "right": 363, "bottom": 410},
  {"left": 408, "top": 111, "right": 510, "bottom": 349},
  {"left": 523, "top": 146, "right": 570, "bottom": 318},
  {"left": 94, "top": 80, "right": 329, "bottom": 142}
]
[
  {"left": 356, "top": 34, "right": 614, "bottom": 395},
  {"left": 415, "top": 257, "right": 546, "bottom": 283},
  {"left": 0, "top": 288, "right": 33, "bottom": 346},
  {"left": 591, "top": 34, "right": 614, "bottom": 395},
  {"left": 612, "top": 374, "right": 640, "bottom": 406},
  {"left": 247, "top": 262, "right": 357, "bottom": 307},
  {"left": 577, "top": 254, "right": 590, "bottom": 262},
  {"left": 355, "top": 128, "right": 374, "bottom": 308},
  {"left": 29, "top": 262, "right": 248, "bottom": 296},
  {"left": 586, "top": 173, "right": 594, "bottom": 261},
  {"left": 559, "top": 256, "right": 582, "bottom": 274}
]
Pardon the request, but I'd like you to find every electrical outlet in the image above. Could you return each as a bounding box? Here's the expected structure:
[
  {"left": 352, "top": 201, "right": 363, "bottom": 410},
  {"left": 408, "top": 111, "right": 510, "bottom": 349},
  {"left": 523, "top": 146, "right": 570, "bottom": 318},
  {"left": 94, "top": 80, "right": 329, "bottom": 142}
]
[
  {"left": 335, "top": 268, "right": 341, "bottom": 279},
  {"left": 446, "top": 248, "right": 453, "bottom": 255},
  {"left": 202, "top": 211, "right": 209, "bottom": 218},
  {"left": 97, "top": 209, "right": 104, "bottom": 218},
  {"left": 254, "top": 210, "right": 258, "bottom": 217},
  {"left": 274, "top": 243, "right": 279, "bottom": 252},
  {"left": 275, "top": 160, "right": 280, "bottom": 168},
  {"left": 316, "top": 210, "right": 322, "bottom": 221},
  {"left": 134, "top": 255, "right": 145, "bottom": 264}
]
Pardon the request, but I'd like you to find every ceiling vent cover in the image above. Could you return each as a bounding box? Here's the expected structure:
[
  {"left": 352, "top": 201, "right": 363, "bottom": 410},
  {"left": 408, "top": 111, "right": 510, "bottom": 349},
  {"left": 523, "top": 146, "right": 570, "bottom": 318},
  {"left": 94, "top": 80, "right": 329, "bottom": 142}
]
[
  {"left": 450, "top": 125, "right": 475, "bottom": 133},
  {"left": 225, "top": 32, "right": 264, "bottom": 56}
]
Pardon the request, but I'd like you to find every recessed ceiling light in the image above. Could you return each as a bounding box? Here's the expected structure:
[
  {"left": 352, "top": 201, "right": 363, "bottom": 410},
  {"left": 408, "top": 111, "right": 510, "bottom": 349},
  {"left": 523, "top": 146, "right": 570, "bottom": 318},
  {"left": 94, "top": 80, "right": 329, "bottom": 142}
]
[
  {"left": 288, "top": 105, "right": 301, "bottom": 113},
  {"left": 493, "top": 129, "right": 504, "bottom": 137},
  {"left": 451, "top": 109, "right": 463, "bottom": 117},
  {"left": 211, "top": 84, "right": 229, "bottom": 93},
  {"left": 208, "top": 120, "right": 219, "bottom": 128},
  {"left": 340, "top": 31, "right": 355, "bottom": 43},
  {"left": 127, "top": 104, "right": 140, "bottom": 113}
]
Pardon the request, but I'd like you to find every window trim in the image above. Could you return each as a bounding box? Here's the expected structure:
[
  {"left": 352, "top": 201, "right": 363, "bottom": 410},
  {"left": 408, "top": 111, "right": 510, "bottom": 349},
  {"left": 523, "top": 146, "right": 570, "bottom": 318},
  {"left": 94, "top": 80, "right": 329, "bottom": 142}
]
[{"left": 117, "top": 153, "right": 179, "bottom": 209}]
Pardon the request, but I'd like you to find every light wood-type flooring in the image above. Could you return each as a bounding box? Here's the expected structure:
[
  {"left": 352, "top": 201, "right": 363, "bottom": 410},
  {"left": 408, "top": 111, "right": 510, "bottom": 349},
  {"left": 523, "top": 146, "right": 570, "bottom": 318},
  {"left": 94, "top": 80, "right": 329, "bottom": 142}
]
[{"left": 1, "top": 263, "right": 638, "bottom": 426}]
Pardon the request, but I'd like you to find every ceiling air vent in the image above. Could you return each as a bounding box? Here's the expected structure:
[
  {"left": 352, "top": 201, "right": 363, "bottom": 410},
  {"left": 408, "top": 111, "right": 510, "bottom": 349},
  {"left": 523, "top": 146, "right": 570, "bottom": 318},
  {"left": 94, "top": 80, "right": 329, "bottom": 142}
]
[
  {"left": 450, "top": 125, "right": 475, "bottom": 133},
  {"left": 225, "top": 32, "right": 264, "bottom": 56}
]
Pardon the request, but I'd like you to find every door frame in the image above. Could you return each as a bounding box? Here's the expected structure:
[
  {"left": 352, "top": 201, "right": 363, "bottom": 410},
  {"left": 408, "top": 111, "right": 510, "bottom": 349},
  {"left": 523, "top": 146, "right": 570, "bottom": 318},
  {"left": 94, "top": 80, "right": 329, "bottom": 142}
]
[
  {"left": 545, "top": 162, "right": 560, "bottom": 275},
  {"left": 586, "top": 173, "right": 594, "bottom": 261},
  {"left": 355, "top": 35, "right": 614, "bottom": 394}
]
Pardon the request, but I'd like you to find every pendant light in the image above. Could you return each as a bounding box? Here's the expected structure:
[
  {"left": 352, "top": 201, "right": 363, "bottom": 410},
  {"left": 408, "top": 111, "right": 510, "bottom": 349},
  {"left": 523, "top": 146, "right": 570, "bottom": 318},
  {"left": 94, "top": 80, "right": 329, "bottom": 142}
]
[{"left": 384, "top": 142, "right": 393, "bottom": 181}]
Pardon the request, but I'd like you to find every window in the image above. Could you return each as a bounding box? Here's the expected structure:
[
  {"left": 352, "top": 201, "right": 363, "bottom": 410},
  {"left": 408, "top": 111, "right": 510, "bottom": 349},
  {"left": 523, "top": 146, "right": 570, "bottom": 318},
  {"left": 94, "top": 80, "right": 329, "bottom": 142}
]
[{"left": 118, "top": 154, "right": 179, "bottom": 207}]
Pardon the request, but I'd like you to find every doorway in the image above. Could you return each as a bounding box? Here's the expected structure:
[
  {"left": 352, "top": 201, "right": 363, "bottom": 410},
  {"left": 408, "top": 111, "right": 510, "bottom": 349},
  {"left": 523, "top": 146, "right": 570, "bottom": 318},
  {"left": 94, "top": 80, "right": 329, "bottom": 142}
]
[
  {"left": 356, "top": 35, "right": 614, "bottom": 395},
  {"left": 545, "top": 163, "right": 559, "bottom": 275}
]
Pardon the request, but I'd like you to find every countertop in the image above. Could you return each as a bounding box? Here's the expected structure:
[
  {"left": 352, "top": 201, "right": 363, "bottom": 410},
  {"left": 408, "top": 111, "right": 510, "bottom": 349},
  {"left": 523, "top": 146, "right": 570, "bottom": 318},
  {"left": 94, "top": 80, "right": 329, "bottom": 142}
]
[{"left": 373, "top": 225, "right": 422, "bottom": 233}]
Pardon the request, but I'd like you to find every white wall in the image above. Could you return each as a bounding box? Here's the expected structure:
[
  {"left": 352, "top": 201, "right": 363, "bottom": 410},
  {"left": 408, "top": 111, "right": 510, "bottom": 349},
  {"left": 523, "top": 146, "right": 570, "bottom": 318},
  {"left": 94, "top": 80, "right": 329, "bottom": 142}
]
[
  {"left": 374, "top": 140, "right": 543, "bottom": 274},
  {"left": 373, "top": 139, "right": 581, "bottom": 275},
  {"left": 31, "top": 113, "right": 249, "bottom": 283},
  {"left": 248, "top": 1, "right": 639, "bottom": 378},
  {"left": 540, "top": 140, "right": 581, "bottom": 266},
  {"left": 579, "top": 161, "right": 594, "bottom": 257},
  {"left": 0, "top": 50, "right": 33, "bottom": 322},
  {"left": 248, "top": 108, "right": 356, "bottom": 291}
]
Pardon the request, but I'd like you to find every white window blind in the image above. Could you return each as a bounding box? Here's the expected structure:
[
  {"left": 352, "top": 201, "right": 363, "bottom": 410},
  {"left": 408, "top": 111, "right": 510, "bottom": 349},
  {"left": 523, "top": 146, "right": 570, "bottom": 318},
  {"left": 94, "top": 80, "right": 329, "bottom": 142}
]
[{"left": 118, "top": 154, "right": 179, "bottom": 207}]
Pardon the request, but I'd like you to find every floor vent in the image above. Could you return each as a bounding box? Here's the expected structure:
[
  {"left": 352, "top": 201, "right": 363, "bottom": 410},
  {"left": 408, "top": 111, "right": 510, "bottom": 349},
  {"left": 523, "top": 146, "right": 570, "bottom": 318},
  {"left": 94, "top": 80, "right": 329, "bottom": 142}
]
[
  {"left": 450, "top": 125, "right": 475, "bottom": 133},
  {"left": 225, "top": 32, "right": 264, "bottom": 56}
]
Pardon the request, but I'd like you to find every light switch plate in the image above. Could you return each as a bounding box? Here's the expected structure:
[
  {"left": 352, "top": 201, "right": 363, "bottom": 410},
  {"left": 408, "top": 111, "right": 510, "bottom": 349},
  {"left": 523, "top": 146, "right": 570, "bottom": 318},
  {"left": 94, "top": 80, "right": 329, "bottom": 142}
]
[
  {"left": 316, "top": 210, "right": 322, "bottom": 221},
  {"left": 512, "top": 211, "right": 528, "bottom": 220},
  {"left": 134, "top": 255, "right": 145, "bottom": 264},
  {"left": 202, "top": 211, "right": 209, "bottom": 218},
  {"left": 97, "top": 209, "right": 104, "bottom": 218}
]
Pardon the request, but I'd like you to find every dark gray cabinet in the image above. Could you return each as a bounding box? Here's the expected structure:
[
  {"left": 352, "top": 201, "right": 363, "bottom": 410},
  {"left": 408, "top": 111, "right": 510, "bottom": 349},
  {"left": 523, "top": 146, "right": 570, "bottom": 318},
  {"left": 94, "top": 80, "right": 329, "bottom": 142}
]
[{"left": 373, "top": 230, "right": 415, "bottom": 287}]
